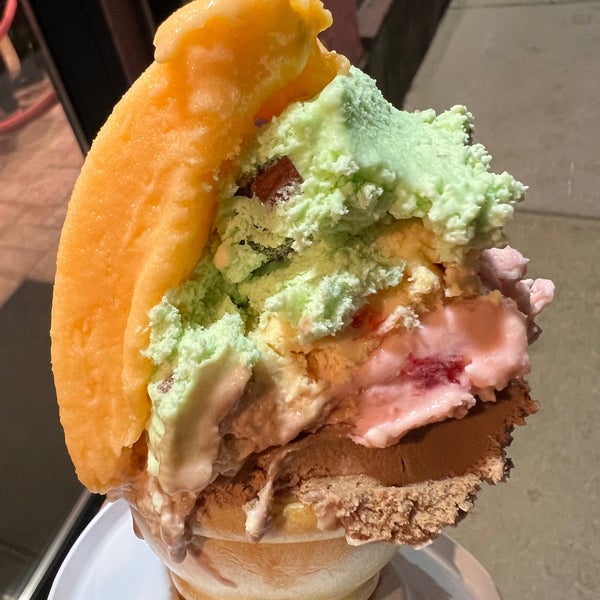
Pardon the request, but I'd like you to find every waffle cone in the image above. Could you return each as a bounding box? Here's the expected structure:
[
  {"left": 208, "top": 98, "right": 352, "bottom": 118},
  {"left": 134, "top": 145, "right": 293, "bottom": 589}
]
[{"left": 132, "top": 501, "right": 396, "bottom": 600}]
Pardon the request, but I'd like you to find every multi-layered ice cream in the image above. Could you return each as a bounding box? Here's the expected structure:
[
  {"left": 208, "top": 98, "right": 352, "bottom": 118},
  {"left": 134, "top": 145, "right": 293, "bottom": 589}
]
[
  {"left": 134, "top": 64, "right": 552, "bottom": 547},
  {"left": 51, "top": 1, "right": 553, "bottom": 598}
]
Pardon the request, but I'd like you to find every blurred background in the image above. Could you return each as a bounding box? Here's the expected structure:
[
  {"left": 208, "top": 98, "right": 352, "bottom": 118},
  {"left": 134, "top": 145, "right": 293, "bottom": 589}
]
[{"left": 0, "top": 1, "right": 597, "bottom": 598}]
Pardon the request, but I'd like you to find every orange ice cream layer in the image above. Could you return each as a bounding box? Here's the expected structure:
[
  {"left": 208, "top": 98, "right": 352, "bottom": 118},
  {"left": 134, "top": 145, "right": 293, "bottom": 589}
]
[{"left": 51, "top": 0, "right": 348, "bottom": 492}]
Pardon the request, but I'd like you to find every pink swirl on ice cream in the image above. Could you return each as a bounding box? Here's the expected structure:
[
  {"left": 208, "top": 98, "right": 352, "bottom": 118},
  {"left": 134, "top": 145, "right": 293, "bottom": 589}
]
[
  {"left": 346, "top": 295, "right": 530, "bottom": 447},
  {"left": 480, "top": 245, "right": 554, "bottom": 340}
]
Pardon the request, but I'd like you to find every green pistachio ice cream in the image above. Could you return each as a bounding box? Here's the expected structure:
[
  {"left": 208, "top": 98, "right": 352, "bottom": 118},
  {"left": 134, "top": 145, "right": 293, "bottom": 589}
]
[{"left": 139, "top": 67, "right": 552, "bottom": 544}]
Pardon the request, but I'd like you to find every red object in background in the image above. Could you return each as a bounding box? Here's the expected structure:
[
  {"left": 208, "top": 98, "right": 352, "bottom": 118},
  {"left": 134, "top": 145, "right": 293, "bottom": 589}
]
[
  {"left": 0, "top": 0, "right": 57, "bottom": 134},
  {"left": 321, "top": 0, "right": 364, "bottom": 66},
  {"left": 0, "top": 0, "right": 17, "bottom": 39}
]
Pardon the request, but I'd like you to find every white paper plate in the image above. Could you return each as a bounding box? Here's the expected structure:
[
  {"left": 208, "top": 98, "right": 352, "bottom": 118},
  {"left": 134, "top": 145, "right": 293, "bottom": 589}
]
[{"left": 49, "top": 499, "right": 501, "bottom": 599}]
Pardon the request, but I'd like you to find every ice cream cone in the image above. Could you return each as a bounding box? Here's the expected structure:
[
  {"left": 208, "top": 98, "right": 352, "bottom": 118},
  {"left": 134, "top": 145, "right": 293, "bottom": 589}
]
[
  {"left": 49, "top": 2, "right": 554, "bottom": 597},
  {"left": 131, "top": 500, "right": 397, "bottom": 600}
]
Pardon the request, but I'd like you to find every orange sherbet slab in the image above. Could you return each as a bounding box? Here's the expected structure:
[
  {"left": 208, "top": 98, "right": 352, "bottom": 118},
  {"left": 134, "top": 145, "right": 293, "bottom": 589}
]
[{"left": 51, "top": 0, "right": 346, "bottom": 492}]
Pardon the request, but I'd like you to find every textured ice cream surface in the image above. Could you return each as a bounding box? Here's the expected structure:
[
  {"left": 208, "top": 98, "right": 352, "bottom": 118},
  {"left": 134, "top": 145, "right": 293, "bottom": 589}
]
[
  {"left": 225, "top": 67, "right": 524, "bottom": 262},
  {"left": 139, "top": 66, "right": 553, "bottom": 547}
]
